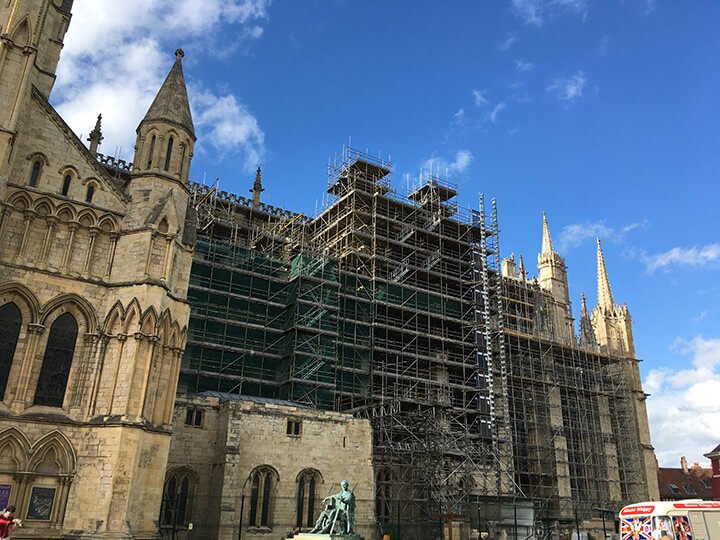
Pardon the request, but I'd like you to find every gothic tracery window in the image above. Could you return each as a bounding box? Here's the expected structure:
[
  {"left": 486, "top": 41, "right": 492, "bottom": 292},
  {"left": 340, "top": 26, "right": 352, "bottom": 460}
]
[
  {"left": 161, "top": 469, "right": 194, "bottom": 527},
  {"left": 0, "top": 303, "right": 22, "bottom": 401},
  {"left": 33, "top": 313, "right": 78, "bottom": 408},
  {"left": 248, "top": 466, "right": 277, "bottom": 528},
  {"left": 296, "top": 469, "right": 321, "bottom": 529}
]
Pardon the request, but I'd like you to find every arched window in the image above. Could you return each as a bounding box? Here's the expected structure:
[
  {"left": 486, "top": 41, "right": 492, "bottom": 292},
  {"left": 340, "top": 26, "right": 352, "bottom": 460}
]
[
  {"left": 29, "top": 161, "right": 41, "bottom": 187},
  {"left": 0, "top": 303, "right": 22, "bottom": 401},
  {"left": 146, "top": 135, "right": 156, "bottom": 169},
  {"left": 164, "top": 137, "right": 173, "bottom": 171},
  {"left": 61, "top": 175, "right": 71, "bottom": 196},
  {"left": 296, "top": 469, "right": 321, "bottom": 529},
  {"left": 376, "top": 468, "right": 393, "bottom": 522},
  {"left": 34, "top": 313, "right": 77, "bottom": 407},
  {"left": 248, "top": 466, "right": 277, "bottom": 528},
  {"left": 161, "top": 469, "right": 194, "bottom": 528},
  {"left": 85, "top": 185, "right": 95, "bottom": 203}
]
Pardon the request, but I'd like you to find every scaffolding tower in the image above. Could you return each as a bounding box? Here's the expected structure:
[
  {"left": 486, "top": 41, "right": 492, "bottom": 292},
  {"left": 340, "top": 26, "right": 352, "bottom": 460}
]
[{"left": 180, "top": 146, "right": 654, "bottom": 540}]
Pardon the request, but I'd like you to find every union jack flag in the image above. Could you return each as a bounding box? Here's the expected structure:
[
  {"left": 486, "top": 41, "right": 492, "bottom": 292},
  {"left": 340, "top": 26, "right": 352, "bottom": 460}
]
[{"left": 621, "top": 517, "right": 653, "bottom": 540}]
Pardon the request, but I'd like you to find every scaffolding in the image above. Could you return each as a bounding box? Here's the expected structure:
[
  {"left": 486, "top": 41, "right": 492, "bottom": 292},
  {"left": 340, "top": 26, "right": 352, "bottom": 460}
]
[
  {"left": 501, "top": 276, "right": 649, "bottom": 538},
  {"left": 180, "top": 146, "right": 654, "bottom": 540}
]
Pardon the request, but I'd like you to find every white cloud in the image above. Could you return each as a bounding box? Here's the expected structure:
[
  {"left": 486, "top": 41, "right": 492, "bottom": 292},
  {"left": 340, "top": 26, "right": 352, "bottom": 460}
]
[
  {"left": 546, "top": 71, "right": 587, "bottom": 106},
  {"left": 452, "top": 108, "right": 467, "bottom": 127},
  {"left": 472, "top": 89, "right": 489, "bottom": 107},
  {"left": 53, "top": 0, "right": 270, "bottom": 171},
  {"left": 645, "top": 336, "right": 720, "bottom": 467},
  {"left": 498, "top": 32, "right": 517, "bottom": 51},
  {"left": 192, "top": 88, "right": 265, "bottom": 166},
  {"left": 511, "top": 0, "right": 588, "bottom": 26},
  {"left": 515, "top": 59, "right": 534, "bottom": 72},
  {"left": 421, "top": 149, "right": 474, "bottom": 177},
  {"left": 556, "top": 219, "right": 646, "bottom": 252},
  {"left": 692, "top": 310, "right": 708, "bottom": 323},
  {"left": 490, "top": 102, "right": 507, "bottom": 124},
  {"left": 642, "top": 244, "right": 720, "bottom": 274}
]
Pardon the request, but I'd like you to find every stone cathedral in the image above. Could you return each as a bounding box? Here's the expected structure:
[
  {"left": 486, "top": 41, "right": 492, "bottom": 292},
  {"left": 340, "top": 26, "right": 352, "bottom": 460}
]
[
  {"left": 0, "top": 2, "right": 658, "bottom": 540},
  {"left": 0, "top": 1, "right": 196, "bottom": 537}
]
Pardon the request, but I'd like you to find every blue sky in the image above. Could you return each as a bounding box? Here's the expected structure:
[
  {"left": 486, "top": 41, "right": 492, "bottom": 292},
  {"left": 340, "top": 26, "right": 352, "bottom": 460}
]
[{"left": 54, "top": 0, "right": 719, "bottom": 468}]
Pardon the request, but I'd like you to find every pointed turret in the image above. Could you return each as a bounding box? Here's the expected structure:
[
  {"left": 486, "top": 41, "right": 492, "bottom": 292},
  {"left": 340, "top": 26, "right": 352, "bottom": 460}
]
[
  {"left": 596, "top": 237, "right": 614, "bottom": 309},
  {"left": 541, "top": 211, "right": 554, "bottom": 254},
  {"left": 250, "top": 166, "right": 264, "bottom": 209},
  {"left": 591, "top": 239, "right": 635, "bottom": 356},
  {"left": 87, "top": 113, "right": 103, "bottom": 155},
  {"left": 140, "top": 49, "right": 194, "bottom": 137},
  {"left": 537, "top": 212, "right": 574, "bottom": 343},
  {"left": 518, "top": 255, "right": 526, "bottom": 282},
  {"left": 579, "top": 293, "right": 597, "bottom": 348},
  {"left": 132, "top": 49, "right": 195, "bottom": 182}
]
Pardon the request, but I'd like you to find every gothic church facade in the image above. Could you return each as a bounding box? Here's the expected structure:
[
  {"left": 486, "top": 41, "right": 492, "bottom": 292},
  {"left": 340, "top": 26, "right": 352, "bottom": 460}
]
[{"left": 0, "top": 1, "right": 196, "bottom": 537}]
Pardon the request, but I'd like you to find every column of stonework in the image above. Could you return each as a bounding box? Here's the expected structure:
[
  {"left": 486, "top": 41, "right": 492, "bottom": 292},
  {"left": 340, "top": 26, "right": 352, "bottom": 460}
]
[
  {"left": 0, "top": 207, "right": 10, "bottom": 254},
  {"left": 161, "top": 235, "right": 174, "bottom": 281},
  {"left": 114, "top": 332, "right": 143, "bottom": 418},
  {"left": 105, "top": 232, "right": 119, "bottom": 278},
  {"left": 136, "top": 334, "right": 160, "bottom": 421},
  {"left": 13, "top": 210, "right": 33, "bottom": 262},
  {"left": 6, "top": 45, "right": 35, "bottom": 130},
  {"left": 122, "top": 332, "right": 152, "bottom": 419},
  {"left": 141, "top": 343, "right": 162, "bottom": 421},
  {"left": 83, "top": 226, "right": 99, "bottom": 275},
  {"left": 144, "top": 232, "right": 157, "bottom": 278},
  {"left": 150, "top": 345, "right": 175, "bottom": 425},
  {"left": 61, "top": 222, "right": 78, "bottom": 271},
  {"left": 106, "top": 334, "right": 128, "bottom": 416},
  {"left": 12, "top": 473, "right": 30, "bottom": 515},
  {"left": 11, "top": 323, "right": 45, "bottom": 412},
  {"left": 153, "top": 135, "right": 164, "bottom": 172},
  {"left": 160, "top": 348, "right": 183, "bottom": 426},
  {"left": 55, "top": 476, "right": 72, "bottom": 526},
  {"left": 38, "top": 216, "right": 58, "bottom": 267},
  {"left": 69, "top": 333, "right": 100, "bottom": 414},
  {"left": 86, "top": 334, "right": 110, "bottom": 418}
]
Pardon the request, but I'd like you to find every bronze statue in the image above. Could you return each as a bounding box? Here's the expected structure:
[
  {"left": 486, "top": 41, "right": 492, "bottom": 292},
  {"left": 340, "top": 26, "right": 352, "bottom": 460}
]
[{"left": 309, "top": 480, "right": 356, "bottom": 535}]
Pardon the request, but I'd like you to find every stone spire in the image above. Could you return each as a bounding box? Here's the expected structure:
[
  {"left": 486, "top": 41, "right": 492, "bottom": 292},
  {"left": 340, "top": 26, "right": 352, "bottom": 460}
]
[
  {"left": 596, "top": 237, "right": 614, "bottom": 309},
  {"left": 250, "top": 166, "right": 264, "bottom": 209},
  {"left": 537, "top": 212, "right": 573, "bottom": 343},
  {"left": 87, "top": 113, "right": 103, "bottom": 155},
  {"left": 541, "top": 211, "right": 554, "bottom": 254},
  {"left": 579, "top": 293, "right": 596, "bottom": 348},
  {"left": 518, "top": 255, "right": 526, "bottom": 282},
  {"left": 139, "top": 48, "right": 195, "bottom": 137}
]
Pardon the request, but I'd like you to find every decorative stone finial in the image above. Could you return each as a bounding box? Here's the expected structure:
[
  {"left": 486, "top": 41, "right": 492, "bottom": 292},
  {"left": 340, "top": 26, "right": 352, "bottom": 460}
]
[
  {"left": 175, "top": 48, "right": 185, "bottom": 60},
  {"left": 88, "top": 113, "right": 103, "bottom": 156},
  {"left": 250, "top": 166, "right": 264, "bottom": 209}
]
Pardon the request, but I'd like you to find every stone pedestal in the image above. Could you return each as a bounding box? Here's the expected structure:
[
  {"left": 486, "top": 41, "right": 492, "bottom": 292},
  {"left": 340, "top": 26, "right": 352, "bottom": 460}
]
[{"left": 293, "top": 534, "right": 364, "bottom": 540}]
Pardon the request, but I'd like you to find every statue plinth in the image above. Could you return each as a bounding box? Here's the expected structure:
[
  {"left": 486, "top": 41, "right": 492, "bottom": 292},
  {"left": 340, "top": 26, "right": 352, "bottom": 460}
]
[{"left": 293, "top": 534, "right": 364, "bottom": 540}]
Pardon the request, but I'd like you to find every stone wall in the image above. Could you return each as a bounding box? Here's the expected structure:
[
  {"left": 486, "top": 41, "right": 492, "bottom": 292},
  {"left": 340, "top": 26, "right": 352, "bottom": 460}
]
[{"left": 166, "top": 393, "right": 376, "bottom": 540}]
